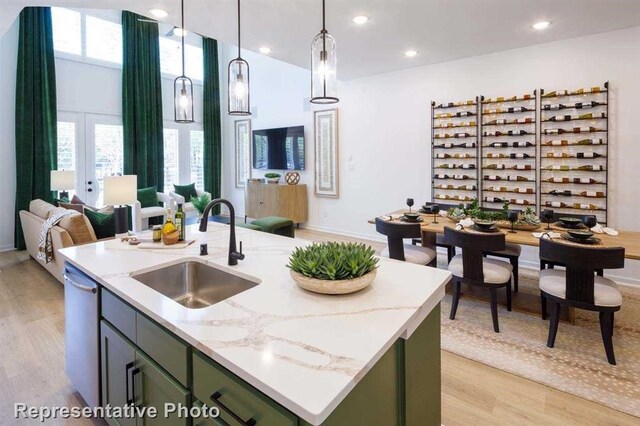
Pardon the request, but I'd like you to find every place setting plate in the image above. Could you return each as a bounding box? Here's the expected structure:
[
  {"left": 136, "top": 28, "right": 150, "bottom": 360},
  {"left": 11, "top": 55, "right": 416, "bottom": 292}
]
[{"left": 560, "top": 233, "right": 602, "bottom": 245}]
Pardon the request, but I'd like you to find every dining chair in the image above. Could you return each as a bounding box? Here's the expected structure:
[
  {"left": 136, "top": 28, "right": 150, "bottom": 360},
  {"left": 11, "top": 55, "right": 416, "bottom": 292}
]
[
  {"left": 375, "top": 218, "right": 437, "bottom": 266},
  {"left": 538, "top": 238, "right": 624, "bottom": 365},
  {"left": 412, "top": 235, "right": 456, "bottom": 263},
  {"left": 445, "top": 227, "right": 513, "bottom": 333},
  {"left": 485, "top": 243, "right": 522, "bottom": 292}
]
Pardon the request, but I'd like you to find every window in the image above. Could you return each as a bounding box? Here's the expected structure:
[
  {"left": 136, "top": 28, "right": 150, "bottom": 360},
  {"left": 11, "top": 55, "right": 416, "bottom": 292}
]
[
  {"left": 57, "top": 121, "right": 76, "bottom": 171},
  {"left": 52, "top": 8, "right": 82, "bottom": 55},
  {"left": 86, "top": 15, "right": 122, "bottom": 64},
  {"left": 190, "top": 130, "right": 204, "bottom": 190},
  {"left": 94, "top": 123, "right": 124, "bottom": 206},
  {"left": 52, "top": 8, "right": 122, "bottom": 65},
  {"left": 159, "top": 37, "right": 204, "bottom": 81},
  {"left": 163, "top": 129, "right": 180, "bottom": 193}
]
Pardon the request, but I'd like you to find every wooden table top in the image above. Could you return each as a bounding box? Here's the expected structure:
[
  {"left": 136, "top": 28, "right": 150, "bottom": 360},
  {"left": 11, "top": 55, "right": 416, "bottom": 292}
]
[{"left": 369, "top": 209, "right": 640, "bottom": 260}]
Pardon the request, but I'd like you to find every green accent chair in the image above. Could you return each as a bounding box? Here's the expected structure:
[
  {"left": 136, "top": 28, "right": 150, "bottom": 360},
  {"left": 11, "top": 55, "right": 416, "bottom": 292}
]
[
  {"left": 250, "top": 216, "right": 295, "bottom": 238},
  {"left": 237, "top": 223, "right": 262, "bottom": 231}
]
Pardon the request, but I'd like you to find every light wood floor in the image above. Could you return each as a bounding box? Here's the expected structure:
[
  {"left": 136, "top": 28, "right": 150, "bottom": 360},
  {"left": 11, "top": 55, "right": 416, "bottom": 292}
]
[{"left": 0, "top": 230, "right": 637, "bottom": 425}]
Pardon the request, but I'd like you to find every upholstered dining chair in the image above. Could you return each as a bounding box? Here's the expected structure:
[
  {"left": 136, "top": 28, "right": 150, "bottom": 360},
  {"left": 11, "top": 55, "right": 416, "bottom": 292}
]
[
  {"left": 375, "top": 218, "right": 437, "bottom": 266},
  {"left": 412, "top": 234, "right": 456, "bottom": 263},
  {"left": 538, "top": 238, "right": 625, "bottom": 365},
  {"left": 445, "top": 227, "right": 513, "bottom": 333},
  {"left": 485, "top": 243, "right": 522, "bottom": 292}
]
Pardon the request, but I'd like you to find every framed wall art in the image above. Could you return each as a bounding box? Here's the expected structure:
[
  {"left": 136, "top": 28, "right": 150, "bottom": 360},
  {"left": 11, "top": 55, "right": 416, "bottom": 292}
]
[
  {"left": 235, "top": 119, "right": 252, "bottom": 188},
  {"left": 314, "top": 109, "right": 339, "bottom": 197}
]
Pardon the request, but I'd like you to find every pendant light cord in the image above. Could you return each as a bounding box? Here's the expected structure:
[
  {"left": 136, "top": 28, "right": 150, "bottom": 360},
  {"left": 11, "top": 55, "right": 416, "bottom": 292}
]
[
  {"left": 322, "top": 0, "right": 326, "bottom": 32},
  {"left": 181, "top": 0, "right": 186, "bottom": 77},
  {"left": 237, "top": 0, "right": 241, "bottom": 58}
]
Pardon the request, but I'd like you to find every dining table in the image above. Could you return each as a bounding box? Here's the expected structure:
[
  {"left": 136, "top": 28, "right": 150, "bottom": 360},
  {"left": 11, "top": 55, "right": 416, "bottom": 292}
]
[{"left": 369, "top": 209, "right": 640, "bottom": 322}]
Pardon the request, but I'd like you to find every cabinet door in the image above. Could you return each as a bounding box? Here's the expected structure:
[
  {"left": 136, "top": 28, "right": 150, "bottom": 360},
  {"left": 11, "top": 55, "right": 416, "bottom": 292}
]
[
  {"left": 101, "top": 321, "right": 137, "bottom": 426},
  {"left": 192, "top": 400, "right": 227, "bottom": 426},
  {"left": 134, "top": 351, "right": 190, "bottom": 426}
]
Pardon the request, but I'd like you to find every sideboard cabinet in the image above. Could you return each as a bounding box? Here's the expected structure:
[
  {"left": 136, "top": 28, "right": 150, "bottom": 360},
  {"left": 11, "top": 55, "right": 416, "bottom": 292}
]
[{"left": 244, "top": 183, "right": 308, "bottom": 225}]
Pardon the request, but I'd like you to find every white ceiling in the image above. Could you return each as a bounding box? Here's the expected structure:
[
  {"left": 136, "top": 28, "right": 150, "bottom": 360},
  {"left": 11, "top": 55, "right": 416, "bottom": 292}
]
[{"left": 3, "top": 0, "right": 640, "bottom": 79}]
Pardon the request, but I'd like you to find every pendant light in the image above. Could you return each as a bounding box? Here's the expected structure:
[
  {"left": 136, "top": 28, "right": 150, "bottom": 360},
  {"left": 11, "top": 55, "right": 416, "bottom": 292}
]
[
  {"left": 310, "top": 0, "right": 338, "bottom": 104},
  {"left": 174, "top": 0, "right": 194, "bottom": 123},
  {"left": 228, "top": 0, "right": 251, "bottom": 115}
]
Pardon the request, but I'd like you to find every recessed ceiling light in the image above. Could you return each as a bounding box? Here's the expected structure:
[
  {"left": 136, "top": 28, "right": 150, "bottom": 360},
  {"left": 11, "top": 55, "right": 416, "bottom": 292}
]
[
  {"left": 405, "top": 50, "right": 418, "bottom": 58},
  {"left": 173, "top": 27, "right": 188, "bottom": 37},
  {"left": 259, "top": 47, "right": 272, "bottom": 54},
  {"left": 352, "top": 15, "right": 369, "bottom": 25},
  {"left": 148, "top": 9, "right": 168, "bottom": 19},
  {"left": 532, "top": 20, "right": 551, "bottom": 30}
]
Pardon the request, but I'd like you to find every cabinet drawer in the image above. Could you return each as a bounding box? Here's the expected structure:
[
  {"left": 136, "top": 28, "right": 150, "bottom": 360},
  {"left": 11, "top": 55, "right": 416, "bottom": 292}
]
[
  {"left": 193, "top": 351, "right": 297, "bottom": 426},
  {"left": 101, "top": 289, "right": 136, "bottom": 341},
  {"left": 136, "top": 313, "right": 189, "bottom": 387}
]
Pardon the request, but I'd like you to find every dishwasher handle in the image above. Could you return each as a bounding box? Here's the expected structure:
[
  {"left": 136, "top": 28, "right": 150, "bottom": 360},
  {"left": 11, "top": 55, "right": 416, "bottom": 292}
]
[{"left": 64, "top": 271, "right": 98, "bottom": 294}]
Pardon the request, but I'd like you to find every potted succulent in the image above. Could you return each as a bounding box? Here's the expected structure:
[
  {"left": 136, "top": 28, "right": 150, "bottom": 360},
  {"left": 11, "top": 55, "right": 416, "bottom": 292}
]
[
  {"left": 190, "top": 193, "right": 211, "bottom": 219},
  {"left": 264, "top": 172, "right": 281, "bottom": 184},
  {"left": 287, "top": 242, "right": 379, "bottom": 295}
]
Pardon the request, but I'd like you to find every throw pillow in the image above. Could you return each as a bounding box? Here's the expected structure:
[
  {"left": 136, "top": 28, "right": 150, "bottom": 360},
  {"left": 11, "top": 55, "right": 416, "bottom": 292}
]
[
  {"left": 54, "top": 197, "right": 70, "bottom": 206},
  {"left": 138, "top": 186, "right": 159, "bottom": 208},
  {"left": 84, "top": 207, "right": 115, "bottom": 240},
  {"left": 71, "top": 194, "right": 86, "bottom": 205},
  {"left": 174, "top": 183, "right": 198, "bottom": 201},
  {"left": 58, "top": 212, "right": 97, "bottom": 244},
  {"left": 59, "top": 202, "right": 84, "bottom": 213}
]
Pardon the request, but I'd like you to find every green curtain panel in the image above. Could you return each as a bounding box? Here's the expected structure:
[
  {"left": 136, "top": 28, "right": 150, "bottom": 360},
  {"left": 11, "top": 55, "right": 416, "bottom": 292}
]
[
  {"left": 203, "top": 37, "right": 222, "bottom": 213},
  {"left": 14, "top": 7, "right": 58, "bottom": 250},
  {"left": 122, "top": 11, "right": 164, "bottom": 190}
]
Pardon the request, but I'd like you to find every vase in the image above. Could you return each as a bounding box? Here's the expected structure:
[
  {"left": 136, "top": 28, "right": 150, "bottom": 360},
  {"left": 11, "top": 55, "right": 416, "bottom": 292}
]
[
  {"left": 266, "top": 177, "right": 281, "bottom": 184},
  {"left": 290, "top": 269, "right": 377, "bottom": 295},
  {"left": 285, "top": 172, "right": 300, "bottom": 185}
]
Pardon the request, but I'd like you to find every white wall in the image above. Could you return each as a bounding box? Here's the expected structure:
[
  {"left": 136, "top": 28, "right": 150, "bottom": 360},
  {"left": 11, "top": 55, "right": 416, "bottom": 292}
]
[
  {"left": 0, "top": 19, "right": 18, "bottom": 251},
  {"left": 220, "top": 26, "right": 640, "bottom": 285}
]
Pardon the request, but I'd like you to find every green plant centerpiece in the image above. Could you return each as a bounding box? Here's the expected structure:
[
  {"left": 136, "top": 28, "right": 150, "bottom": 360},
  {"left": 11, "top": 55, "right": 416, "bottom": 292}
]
[
  {"left": 190, "top": 193, "right": 211, "bottom": 217},
  {"left": 445, "top": 199, "right": 541, "bottom": 230},
  {"left": 288, "top": 242, "right": 379, "bottom": 295},
  {"left": 264, "top": 172, "right": 281, "bottom": 184}
]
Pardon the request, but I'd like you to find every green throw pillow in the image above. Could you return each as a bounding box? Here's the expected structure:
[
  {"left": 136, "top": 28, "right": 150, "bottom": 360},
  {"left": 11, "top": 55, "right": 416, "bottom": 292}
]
[
  {"left": 137, "top": 186, "right": 159, "bottom": 208},
  {"left": 84, "top": 208, "right": 115, "bottom": 239},
  {"left": 174, "top": 183, "right": 197, "bottom": 200}
]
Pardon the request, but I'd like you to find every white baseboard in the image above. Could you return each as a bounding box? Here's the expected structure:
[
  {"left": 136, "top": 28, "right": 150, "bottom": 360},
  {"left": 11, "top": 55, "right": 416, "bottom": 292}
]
[
  {"left": 0, "top": 245, "right": 15, "bottom": 253},
  {"left": 301, "top": 224, "right": 386, "bottom": 244}
]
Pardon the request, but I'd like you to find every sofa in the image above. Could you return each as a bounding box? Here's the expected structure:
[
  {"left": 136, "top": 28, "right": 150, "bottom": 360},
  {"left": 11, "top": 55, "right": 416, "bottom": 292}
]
[{"left": 19, "top": 199, "right": 104, "bottom": 283}]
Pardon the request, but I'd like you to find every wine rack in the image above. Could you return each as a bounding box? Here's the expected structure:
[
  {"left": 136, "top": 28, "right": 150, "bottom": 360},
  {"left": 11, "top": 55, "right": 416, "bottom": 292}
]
[
  {"left": 480, "top": 92, "right": 538, "bottom": 212},
  {"left": 539, "top": 82, "right": 609, "bottom": 224},
  {"left": 430, "top": 98, "right": 480, "bottom": 205}
]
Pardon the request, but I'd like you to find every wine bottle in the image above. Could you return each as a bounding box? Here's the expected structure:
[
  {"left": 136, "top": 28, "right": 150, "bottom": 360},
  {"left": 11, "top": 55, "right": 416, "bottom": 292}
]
[
  {"left": 175, "top": 204, "right": 185, "bottom": 241},
  {"left": 484, "top": 175, "right": 501, "bottom": 181},
  {"left": 549, "top": 115, "right": 572, "bottom": 122},
  {"left": 511, "top": 199, "right": 530, "bottom": 205},
  {"left": 460, "top": 164, "right": 476, "bottom": 169},
  {"left": 487, "top": 153, "right": 506, "bottom": 159},
  {"left": 515, "top": 188, "right": 534, "bottom": 194},
  {"left": 545, "top": 201, "right": 567, "bottom": 208},
  {"left": 543, "top": 104, "right": 561, "bottom": 111},
  {"left": 437, "top": 164, "right": 455, "bottom": 169},
  {"left": 455, "top": 132, "right": 470, "bottom": 138},
  {"left": 547, "top": 165, "right": 570, "bottom": 171},
  {"left": 456, "top": 142, "right": 476, "bottom": 148},
  {"left": 573, "top": 177, "right": 597, "bottom": 184},
  {"left": 542, "top": 90, "right": 568, "bottom": 98},
  {"left": 513, "top": 141, "right": 532, "bottom": 147},
  {"left": 575, "top": 101, "right": 606, "bottom": 109},
  {"left": 485, "top": 164, "right": 506, "bottom": 170},
  {"left": 580, "top": 191, "right": 605, "bottom": 198},
  {"left": 513, "top": 117, "right": 534, "bottom": 124},
  {"left": 161, "top": 209, "right": 177, "bottom": 244},
  {"left": 508, "top": 106, "right": 529, "bottom": 113},
  {"left": 436, "top": 153, "right": 451, "bottom": 159},
  {"left": 510, "top": 153, "right": 530, "bottom": 159},
  {"left": 484, "top": 196, "right": 505, "bottom": 203},
  {"left": 458, "top": 185, "right": 476, "bottom": 190},
  {"left": 577, "top": 138, "right": 604, "bottom": 145},
  {"left": 485, "top": 119, "right": 507, "bottom": 125},
  {"left": 576, "top": 152, "right": 602, "bottom": 159},
  {"left": 456, "top": 111, "right": 474, "bottom": 117},
  {"left": 512, "top": 165, "right": 532, "bottom": 170},
  {"left": 515, "top": 176, "right": 529, "bottom": 181},
  {"left": 453, "top": 174, "right": 468, "bottom": 180},
  {"left": 574, "top": 203, "right": 598, "bottom": 210},
  {"left": 434, "top": 173, "right": 448, "bottom": 179},
  {"left": 549, "top": 190, "right": 572, "bottom": 197},
  {"left": 435, "top": 113, "right": 452, "bottom": 119},
  {"left": 490, "top": 142, "right": 509, "bottom": 148},
  {"left": 546, "top": 152, "right": 568, "bottom": 158},
  {"left": 546, "top": 140, "right": 568, "bottom": 146},
  {"left": 576, "top": 165, "right": 604, "bottom": 171}
]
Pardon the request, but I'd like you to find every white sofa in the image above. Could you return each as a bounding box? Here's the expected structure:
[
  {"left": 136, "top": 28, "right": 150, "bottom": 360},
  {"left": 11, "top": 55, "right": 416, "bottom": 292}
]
[
  {"left": 131, "top": 192, "right": 174, "bottom": 232},
  {"left": 169, "top": 189, "right": 211, "bottom": 219}
]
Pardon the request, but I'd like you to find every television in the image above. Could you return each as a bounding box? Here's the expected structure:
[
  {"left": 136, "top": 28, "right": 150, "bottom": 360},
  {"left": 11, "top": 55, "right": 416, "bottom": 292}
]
[{"left": 252, "top": 126, "right": 305, "bottom": 170}]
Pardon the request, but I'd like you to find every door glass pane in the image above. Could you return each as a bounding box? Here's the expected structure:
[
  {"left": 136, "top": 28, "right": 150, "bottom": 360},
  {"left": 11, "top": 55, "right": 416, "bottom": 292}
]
[
  {"left": 190, "top": 130, "right": 204, "bottom": 190},
  {"left": 52, "top": 8, "right": 82, "bottom": 56},
  {"left": 86, "top": 15, "right": 122, "bottom": 64},
  {"left": 57, "top": 121, "right": 76, "bottom": 171},
  {"left": 94, "top": 124, "right": 124, "bottom": 206},
  {"left": 163, "top": 129, "right": 179, "bottom": 193}
]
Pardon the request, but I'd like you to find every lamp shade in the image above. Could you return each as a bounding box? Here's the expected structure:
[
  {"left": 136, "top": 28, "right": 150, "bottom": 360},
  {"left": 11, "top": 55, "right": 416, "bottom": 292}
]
[
  {"left": 103, "top": 175, "right": 137, "bottom": 206},
  {"left": 51, "top": 170, "right": 75, "bottom": 191}
]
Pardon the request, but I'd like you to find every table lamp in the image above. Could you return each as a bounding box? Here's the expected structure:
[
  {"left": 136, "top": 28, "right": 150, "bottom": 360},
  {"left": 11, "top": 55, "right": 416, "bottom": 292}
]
[
  {"left": 103, "top": 175, "right": 137, "bottom": 236},
  {"left": 51, "top": 170, "right": 75, "bottom": 200}
]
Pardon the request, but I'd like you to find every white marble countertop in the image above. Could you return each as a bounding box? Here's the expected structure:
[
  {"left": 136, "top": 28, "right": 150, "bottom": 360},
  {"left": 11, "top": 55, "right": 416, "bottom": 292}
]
[{"left": 59, "top": 223, "right": 449, "bottom": 425}]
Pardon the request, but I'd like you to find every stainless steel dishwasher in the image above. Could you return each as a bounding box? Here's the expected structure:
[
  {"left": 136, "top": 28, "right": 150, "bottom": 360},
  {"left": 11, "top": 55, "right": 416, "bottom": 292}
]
[{"left": 64, "top": 263, "right": 100, "bottom": 408}]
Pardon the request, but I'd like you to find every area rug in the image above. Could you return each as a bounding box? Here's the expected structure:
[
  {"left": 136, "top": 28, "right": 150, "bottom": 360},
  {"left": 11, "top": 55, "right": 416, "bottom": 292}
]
[{"left": 439, "top": 265, "right": 640, "bottom": 418}]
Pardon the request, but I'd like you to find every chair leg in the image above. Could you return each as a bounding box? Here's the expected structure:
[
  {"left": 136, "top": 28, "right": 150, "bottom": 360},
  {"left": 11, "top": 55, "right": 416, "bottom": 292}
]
[
  {"left": 506, "top": 281, "right": 512, "bottom": 312},
  {"left": 599, "top": 311, "right": 616, "bottom": 365},
  {"left": 511, "top": 258, "right": 519, "bottom": 292},
  {"left": 447, "top": 246, "right": 454, "bottom": 263},
  {"left": 596, "top": 268, "right": 604, "bottom": 277},
  {"left": 540, "top": 260, "right": 545, "bottom": 270},
  {"left": 541, "top": 292, "right": 547, "bottom": 320},
  {"left": 547, "top": 302, "right": 560, "bottom": 348},
  {"left": 449, "top": 280, "right": 461, "bottom": 320},
  {"left": 489, "top": 288, "right": 499, "bottom": 333}
]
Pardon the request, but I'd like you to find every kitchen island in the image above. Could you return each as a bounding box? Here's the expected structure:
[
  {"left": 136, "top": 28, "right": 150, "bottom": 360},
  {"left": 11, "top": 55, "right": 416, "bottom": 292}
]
[{"left": 59, "top": 223, "right": 450, "bottom": 425}]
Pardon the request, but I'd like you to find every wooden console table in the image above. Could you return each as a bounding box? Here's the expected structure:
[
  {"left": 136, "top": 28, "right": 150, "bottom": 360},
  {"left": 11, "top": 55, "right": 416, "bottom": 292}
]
[{"left": 244, "top": 182, "right": 308, "bottom": 225}]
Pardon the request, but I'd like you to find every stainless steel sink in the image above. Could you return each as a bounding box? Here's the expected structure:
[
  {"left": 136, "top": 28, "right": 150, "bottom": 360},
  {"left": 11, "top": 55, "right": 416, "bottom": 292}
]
[{"left": 132, "top": 260, "right": 259, "bottom": 309}]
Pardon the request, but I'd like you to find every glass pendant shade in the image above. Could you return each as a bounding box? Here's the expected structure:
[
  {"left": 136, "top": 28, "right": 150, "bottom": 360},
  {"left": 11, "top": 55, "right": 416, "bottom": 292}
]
[
  {"left": 174, "top": 76, "right": 194, "bottom": 122},
  {"left": 310, "top": 0, "right": 338, "bottom": 104},
  {"left": 228, "top": 58, "right": 250, "bottom": 115}
]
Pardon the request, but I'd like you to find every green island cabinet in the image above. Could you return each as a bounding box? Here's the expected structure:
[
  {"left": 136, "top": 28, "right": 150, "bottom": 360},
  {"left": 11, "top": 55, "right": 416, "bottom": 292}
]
[{"left": 99, "top": 287, "right": 441, "bottom": 426}]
